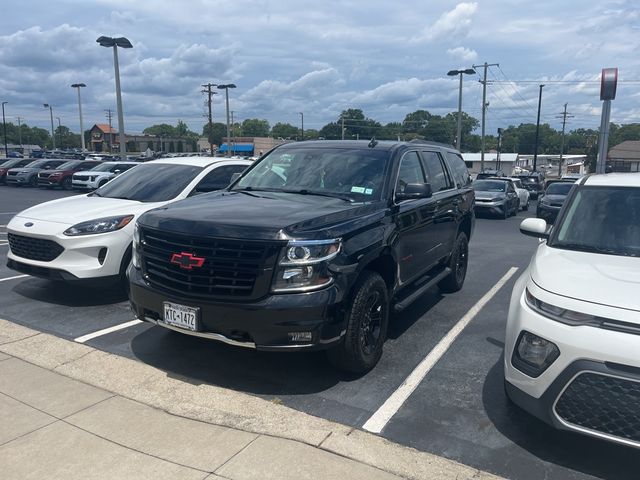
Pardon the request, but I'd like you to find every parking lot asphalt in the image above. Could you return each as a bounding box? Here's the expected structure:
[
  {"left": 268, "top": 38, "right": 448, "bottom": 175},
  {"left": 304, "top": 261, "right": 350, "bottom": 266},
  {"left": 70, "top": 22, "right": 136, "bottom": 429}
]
[{"left": 1, "top": 186, "right": 638, "bottom": 480}]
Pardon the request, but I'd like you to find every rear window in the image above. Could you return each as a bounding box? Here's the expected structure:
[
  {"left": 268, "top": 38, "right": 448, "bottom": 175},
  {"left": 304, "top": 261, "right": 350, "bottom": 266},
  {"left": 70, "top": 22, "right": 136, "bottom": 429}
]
[{"left": 546, "top": 182, "right": 574, "bottom": 195}]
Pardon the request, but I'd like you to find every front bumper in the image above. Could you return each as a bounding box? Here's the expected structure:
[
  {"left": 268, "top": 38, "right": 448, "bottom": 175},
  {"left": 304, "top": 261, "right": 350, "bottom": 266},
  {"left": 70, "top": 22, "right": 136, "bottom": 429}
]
[
  {"left": 72, "top": 179, "right": 98, "bottom": 190},
  {"left": 38, "top": 177, "right": 63, "bottom": 187},
  {"left": 6, "top": 217, "right": 131, "bottom": 280},
  {"left": 474, "top": 200, "right": 507, "bottom": 215},
  {"left": 6, "top": 174, "right": 31, "bottom": 185},
  {"left": 505, "top": 274, "right": 640, "bottom": 448},
  {"left": 128, "top": 266, "right": 346, "bottom": 351}
]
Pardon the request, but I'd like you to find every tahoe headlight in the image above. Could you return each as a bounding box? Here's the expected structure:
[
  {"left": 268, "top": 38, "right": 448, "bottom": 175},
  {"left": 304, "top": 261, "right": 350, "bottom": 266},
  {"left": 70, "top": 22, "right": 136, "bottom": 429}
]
[
  {"left": 132, "top": 223, "right": 141, "bottom": 268},
  {"left": 272, "top": 239, "right": 341, "bottom": 292},
  {"left": 64, "top": 215, "right": 134, "bottom": 236}
]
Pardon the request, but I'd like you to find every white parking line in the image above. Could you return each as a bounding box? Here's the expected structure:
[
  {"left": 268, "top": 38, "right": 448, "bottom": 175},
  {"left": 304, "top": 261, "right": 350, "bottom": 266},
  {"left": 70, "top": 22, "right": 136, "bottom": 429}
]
[
  {"left": 0, "top": 274, "right": 28, "bottom": 283},
  {"left": 362, "top": 266, "right": 519, "bottom": 434},
  {"left": 74, "top": 319, "right": 143, "bottom": 344}
]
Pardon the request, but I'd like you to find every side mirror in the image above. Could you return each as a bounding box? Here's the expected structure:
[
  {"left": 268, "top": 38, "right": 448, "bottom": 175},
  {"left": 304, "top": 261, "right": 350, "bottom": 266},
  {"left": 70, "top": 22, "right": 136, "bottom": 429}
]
[
  {"left": 230, "top": 172, "right": 242, "bottom": 184},
  {"left": 520, "top": 218, "right": 549, "bottom": 239},
  {"left": 396, "top": 183, "right": 432, "bottom": 201}
]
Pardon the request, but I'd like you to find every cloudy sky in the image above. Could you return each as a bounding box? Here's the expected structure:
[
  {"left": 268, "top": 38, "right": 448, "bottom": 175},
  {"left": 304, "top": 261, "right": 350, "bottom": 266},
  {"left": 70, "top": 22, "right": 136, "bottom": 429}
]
[{"left": 1, "top": 0, "right": 639, "bottom": 137}]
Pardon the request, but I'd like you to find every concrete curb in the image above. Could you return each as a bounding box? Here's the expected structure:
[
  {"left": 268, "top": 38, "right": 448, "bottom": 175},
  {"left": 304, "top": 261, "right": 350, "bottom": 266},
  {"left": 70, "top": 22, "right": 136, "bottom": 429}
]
[{"left": 0, "top": 318, "right": 502, "bottom": 480}]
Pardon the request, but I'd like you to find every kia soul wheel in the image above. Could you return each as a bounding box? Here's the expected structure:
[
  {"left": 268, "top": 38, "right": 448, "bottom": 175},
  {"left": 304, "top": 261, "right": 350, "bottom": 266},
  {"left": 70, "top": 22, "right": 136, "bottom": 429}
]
[{"left": 327, "top": 271, "right": 389, "bottom": 374}]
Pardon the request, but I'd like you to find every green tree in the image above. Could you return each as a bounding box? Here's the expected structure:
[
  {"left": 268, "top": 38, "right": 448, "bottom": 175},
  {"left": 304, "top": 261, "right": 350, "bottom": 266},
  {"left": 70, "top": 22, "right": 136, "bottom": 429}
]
[
  {"left": 143, "top": 124, "right": 176, "bottom": 136},
  {"left": 271, "top": 122, "right": 300, "bottom": 139},
  {"left": 202, "top": 122, "right": 227, "bottom": 146},
  {"left": 241, "top": 118, "right": 270, "bottom": 137},
  {"left": 54, "top": 125, "right": 81, "bottom": 149}
]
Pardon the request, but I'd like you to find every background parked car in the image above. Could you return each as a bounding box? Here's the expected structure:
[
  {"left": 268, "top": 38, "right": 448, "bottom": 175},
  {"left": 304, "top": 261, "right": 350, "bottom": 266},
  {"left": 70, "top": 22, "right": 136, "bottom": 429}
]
[
  {"left": 72, "top": 161, "right": 140, "bottom": 190},
  {"left": 37, "top": 160, "right": 102, "bottom": 190},
  {"left": 7, "top": 157, "right": 251, "bottom": 287},
  {"left": 516, "top": 172, "right": 545, "bottom": 199},
  {"left": 509, "top": 177, "right": 531, "bottom": 211},
  {"left": 5, "top": 159, "right": 67, "bottom": 187},
  {"left": 473, "top": 178, "right": 519, "bottom": 219},
  {"left": 476, "top": 169, "right": 505, "bottom": 180},
  {"left": 0, "top": 159, "right": 34, "bottom": 184},
  {"left": 536, "top": 180, "right": 575, "bottom": 224}
]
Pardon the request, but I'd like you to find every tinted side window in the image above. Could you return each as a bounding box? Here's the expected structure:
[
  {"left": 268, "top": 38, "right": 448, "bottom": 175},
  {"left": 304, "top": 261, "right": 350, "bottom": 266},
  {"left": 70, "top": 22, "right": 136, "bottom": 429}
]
[
  {"left": 195, "top": 165, "right": 247, "bottom": 192},
  {"left": 396, "top": 151, "right": 425, "bottom": 194},
  {"left": 422, "top": 152, "right": 453, "bottom": 192},
  {"left": 445, "top": 152, "right": 471, "bottom": 188}
]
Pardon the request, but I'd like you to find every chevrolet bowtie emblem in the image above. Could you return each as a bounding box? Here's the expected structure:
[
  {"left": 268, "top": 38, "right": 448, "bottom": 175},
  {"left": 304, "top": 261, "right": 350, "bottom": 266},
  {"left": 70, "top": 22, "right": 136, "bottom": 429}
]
[{"left": 170, "top": 252, "right": 205, "bottom": 270}]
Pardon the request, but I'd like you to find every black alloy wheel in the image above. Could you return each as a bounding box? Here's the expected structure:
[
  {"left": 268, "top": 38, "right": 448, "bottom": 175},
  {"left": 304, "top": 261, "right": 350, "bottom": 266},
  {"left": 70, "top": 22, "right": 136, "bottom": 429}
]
[
  {"left": 327, "top": 271, "right": 389, "bottom": 374},
  {"left": 29, "top": 175, "right": 38, "bottom": 187},
  {"left": 439, "top": 231, "right": 469, "bottom": 293}
]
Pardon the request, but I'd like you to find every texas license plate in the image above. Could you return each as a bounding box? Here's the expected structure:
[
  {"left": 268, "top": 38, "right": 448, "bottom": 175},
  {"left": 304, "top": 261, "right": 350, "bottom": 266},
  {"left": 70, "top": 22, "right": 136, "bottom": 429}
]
[{"left": 162, "top": 302, "right": 200, "bottom": 331}]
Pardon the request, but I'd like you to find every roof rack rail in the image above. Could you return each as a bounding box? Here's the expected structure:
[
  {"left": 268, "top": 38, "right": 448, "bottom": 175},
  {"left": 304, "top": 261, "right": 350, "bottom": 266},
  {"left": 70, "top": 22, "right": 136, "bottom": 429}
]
[{"left": 408, "top": 139, "right": 457, "bottom": 149}]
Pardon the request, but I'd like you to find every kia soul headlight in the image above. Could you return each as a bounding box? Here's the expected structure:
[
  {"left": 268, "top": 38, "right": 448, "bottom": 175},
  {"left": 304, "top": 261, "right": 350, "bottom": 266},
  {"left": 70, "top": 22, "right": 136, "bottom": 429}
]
[
  {"left": 272, "top": 239, "right": 341, "bottom": 292},
  {"left": 64, "top": 215, "right": 134, "bottom": 236}
]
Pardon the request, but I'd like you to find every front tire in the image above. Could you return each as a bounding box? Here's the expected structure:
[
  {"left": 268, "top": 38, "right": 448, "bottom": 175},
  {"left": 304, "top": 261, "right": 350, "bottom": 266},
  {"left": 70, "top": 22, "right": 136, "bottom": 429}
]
[
  {"left": 439, "top": 231, "right": 469, "bottom": 293},
  {"left": 326, "top": 271, "right": 389, "bottom": 374}
]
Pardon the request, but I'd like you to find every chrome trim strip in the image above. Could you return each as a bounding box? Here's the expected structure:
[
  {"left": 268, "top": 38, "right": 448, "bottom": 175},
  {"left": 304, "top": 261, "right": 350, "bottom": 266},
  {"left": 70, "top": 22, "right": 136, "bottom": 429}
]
[
  {"left": 552, "top": 370, "right": 640, "bottom": 449},
  {"left": 145, "top": 316, "right": 256, "bottom": 349}
]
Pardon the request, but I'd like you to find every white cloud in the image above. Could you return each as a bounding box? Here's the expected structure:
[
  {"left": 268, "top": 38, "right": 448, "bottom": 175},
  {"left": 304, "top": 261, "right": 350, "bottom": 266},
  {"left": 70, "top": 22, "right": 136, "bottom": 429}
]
[
  {"left": 414, "top": 2, "right": 478, "bottom": 42},
  {"left": 447, "top": 46, "right": 478, "bottom": 62}
]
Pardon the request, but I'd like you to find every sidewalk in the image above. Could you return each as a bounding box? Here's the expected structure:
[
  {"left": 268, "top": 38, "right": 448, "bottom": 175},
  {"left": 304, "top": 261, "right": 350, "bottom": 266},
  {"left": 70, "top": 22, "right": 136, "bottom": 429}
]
[{"left": 0, "top": 319, "right": 501, "bottom": 480}]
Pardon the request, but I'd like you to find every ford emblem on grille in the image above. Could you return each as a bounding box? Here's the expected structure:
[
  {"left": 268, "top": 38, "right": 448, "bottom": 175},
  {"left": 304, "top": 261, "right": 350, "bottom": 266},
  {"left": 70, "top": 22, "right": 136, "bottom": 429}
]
[
  {"left": 170, "top": 252, "right": 205, "bottom": 270},
  {"left": 24, "top": 222, "right": 34, "bottom": 227}
]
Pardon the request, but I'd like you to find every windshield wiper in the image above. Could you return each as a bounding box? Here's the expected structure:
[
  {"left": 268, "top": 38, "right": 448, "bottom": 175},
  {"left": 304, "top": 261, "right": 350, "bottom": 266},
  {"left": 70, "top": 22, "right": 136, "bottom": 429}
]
[{"left": 280, "top": 189, "right": 354, "bottom": 203}]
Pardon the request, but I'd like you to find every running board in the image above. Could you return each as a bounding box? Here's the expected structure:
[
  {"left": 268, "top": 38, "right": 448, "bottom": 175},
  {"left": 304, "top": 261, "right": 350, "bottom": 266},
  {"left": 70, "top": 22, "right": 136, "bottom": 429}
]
[{"left": 393, "top": 267, "right": 451, "bottom": 312}]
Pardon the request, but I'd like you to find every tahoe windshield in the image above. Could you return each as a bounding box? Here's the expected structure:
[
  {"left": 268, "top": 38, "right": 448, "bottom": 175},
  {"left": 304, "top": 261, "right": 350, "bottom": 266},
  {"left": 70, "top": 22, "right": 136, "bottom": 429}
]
[
  {"left": 233, "top": 147, "right": 390, "bottom": 202},
  {"left": 550, "top": 186, "right": 640, "bottom": 257},
  {"left": 94, "top": 164, "right": 203, "bottom": 202},
  {"left": 473, "top": 180, "right": 506, "bottom": 192},
  {"left": 545, "top": 182, "right": 573, "bottom": 195}
]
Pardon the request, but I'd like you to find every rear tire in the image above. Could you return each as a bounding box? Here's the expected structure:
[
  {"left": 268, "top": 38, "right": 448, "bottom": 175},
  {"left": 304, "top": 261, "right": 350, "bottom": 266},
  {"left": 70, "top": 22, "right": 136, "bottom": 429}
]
[
  {"left": 326, "top": 271, "right": 389, "bottom": 374},
  {"left": 523, "top": 199, "right": 529, "bottom": 211},
  {"left": 439, "top": 231, "right": 469, "bottom": 293}
]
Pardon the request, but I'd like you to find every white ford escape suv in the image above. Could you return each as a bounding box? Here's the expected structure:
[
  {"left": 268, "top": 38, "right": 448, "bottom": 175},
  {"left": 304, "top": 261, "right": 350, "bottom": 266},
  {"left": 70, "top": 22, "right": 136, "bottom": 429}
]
[{"left": 504, "top": 173, "right": 640, "bottom": 449}]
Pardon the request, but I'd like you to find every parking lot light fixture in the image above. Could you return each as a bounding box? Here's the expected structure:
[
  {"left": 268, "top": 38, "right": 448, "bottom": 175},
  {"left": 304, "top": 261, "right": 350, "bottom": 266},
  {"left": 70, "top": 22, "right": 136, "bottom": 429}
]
[
  {"left": 97, "top": 36, "right": 133, "bottom": 160},
  {"left": 43, "top": 103, "right": 55, "bottom": 149},
  {"left": 2, "top": 101, "right": 7, "bottom": 158},
  {"left": 217, "top": 84, "right": 236, "bottom": 157},
  {"left": 447, "top": 68, "right": 476, "bottom": 150},
  {"left": 71, "top": 83, "right": 87, "bottom": 151}
]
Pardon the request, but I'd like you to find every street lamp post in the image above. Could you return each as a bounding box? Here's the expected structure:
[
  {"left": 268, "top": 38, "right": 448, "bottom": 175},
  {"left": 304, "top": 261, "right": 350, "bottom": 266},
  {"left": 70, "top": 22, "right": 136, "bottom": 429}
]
[
  {"left": 447, "top": 68, "right": 475, "bottom": 150},
  {"left": 97, "top": 36, "right": 133, "bottom": 160},
  {"left": 299, "top": 112, "right": 304, "bottom": 141},
  {"left": 71, "top": 83, "right": 87, "bottom": 151},
  {"left": 1, "top": 102, "right": 7, "bottom": 158},
  {"left": 43, "top": 103, "right": 55, "bottom": 150},
  {"left": 533, "top": 84, "right": 545, "bottom": 172},
  {"left": 217, "top": 84, "right": 236, "bottom": 157},
  {"left": 56, "top": 117, "right": 62, "bottom": 149}
]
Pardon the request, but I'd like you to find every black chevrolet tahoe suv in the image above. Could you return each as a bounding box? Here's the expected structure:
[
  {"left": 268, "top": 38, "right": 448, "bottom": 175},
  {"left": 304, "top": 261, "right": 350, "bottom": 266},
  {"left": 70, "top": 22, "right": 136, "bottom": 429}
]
[{"left": 129, "top": 140, "right": 475, "bottom": 373}]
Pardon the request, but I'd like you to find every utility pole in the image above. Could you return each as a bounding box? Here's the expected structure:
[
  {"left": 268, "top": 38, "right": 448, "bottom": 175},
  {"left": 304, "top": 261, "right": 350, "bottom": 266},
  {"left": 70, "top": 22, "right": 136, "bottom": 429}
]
[
  {"left": 105, "top": 109, "right": 113, "bottom": 152},
  {"left": 56, "top": 117, "right": 62, "bottom": 149},
  {"left": 201, "top": 83, "right": 217, "bottom": 156},
  {"left": 16, "top": 116, "right": 23, "bottom": 150},
  {"left": 533, "top": 84, "right": 545, "bottom": 172},
  {"left": 1, "top": 102, "right": 7, "bottom": 158},
  {"left": 473, "top": 62, "right": 499, "bottom": 172},
  {"left": 556, "top": 103, "right": 574, "bottom": 177},
  {"left": 497, "top": 128, "right": 503, "bottom": 172},
  {"left": 230, "top": 111, "right": 235, "bottom": 156},
  {"left": 299, "top": 112, "right": 304, "bottom": 141},
  {"left": 341, "top": 115, "right": 345, "bottom": 140}
]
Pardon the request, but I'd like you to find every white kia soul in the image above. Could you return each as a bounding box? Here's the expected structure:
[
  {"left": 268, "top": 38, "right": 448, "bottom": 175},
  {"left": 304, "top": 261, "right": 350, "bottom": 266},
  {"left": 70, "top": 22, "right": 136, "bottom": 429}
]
[
  {"left": 504, "top": 173, "right": 640, "bottom": 449},
  {"left": 7, "top": 157, "right": 251, "bottom": 286}
]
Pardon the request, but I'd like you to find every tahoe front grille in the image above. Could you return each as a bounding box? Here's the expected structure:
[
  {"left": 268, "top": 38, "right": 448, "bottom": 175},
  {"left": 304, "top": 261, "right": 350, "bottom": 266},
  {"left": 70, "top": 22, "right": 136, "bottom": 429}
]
[
  {"left": 555, "top": 372, "right": 640, "bottom": 446},
  {"left": 139, "top": 227, "right": 282, "bottom": 300},
  {"left": 8, "top": 233, "right": 64, "bottom": 262}
]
